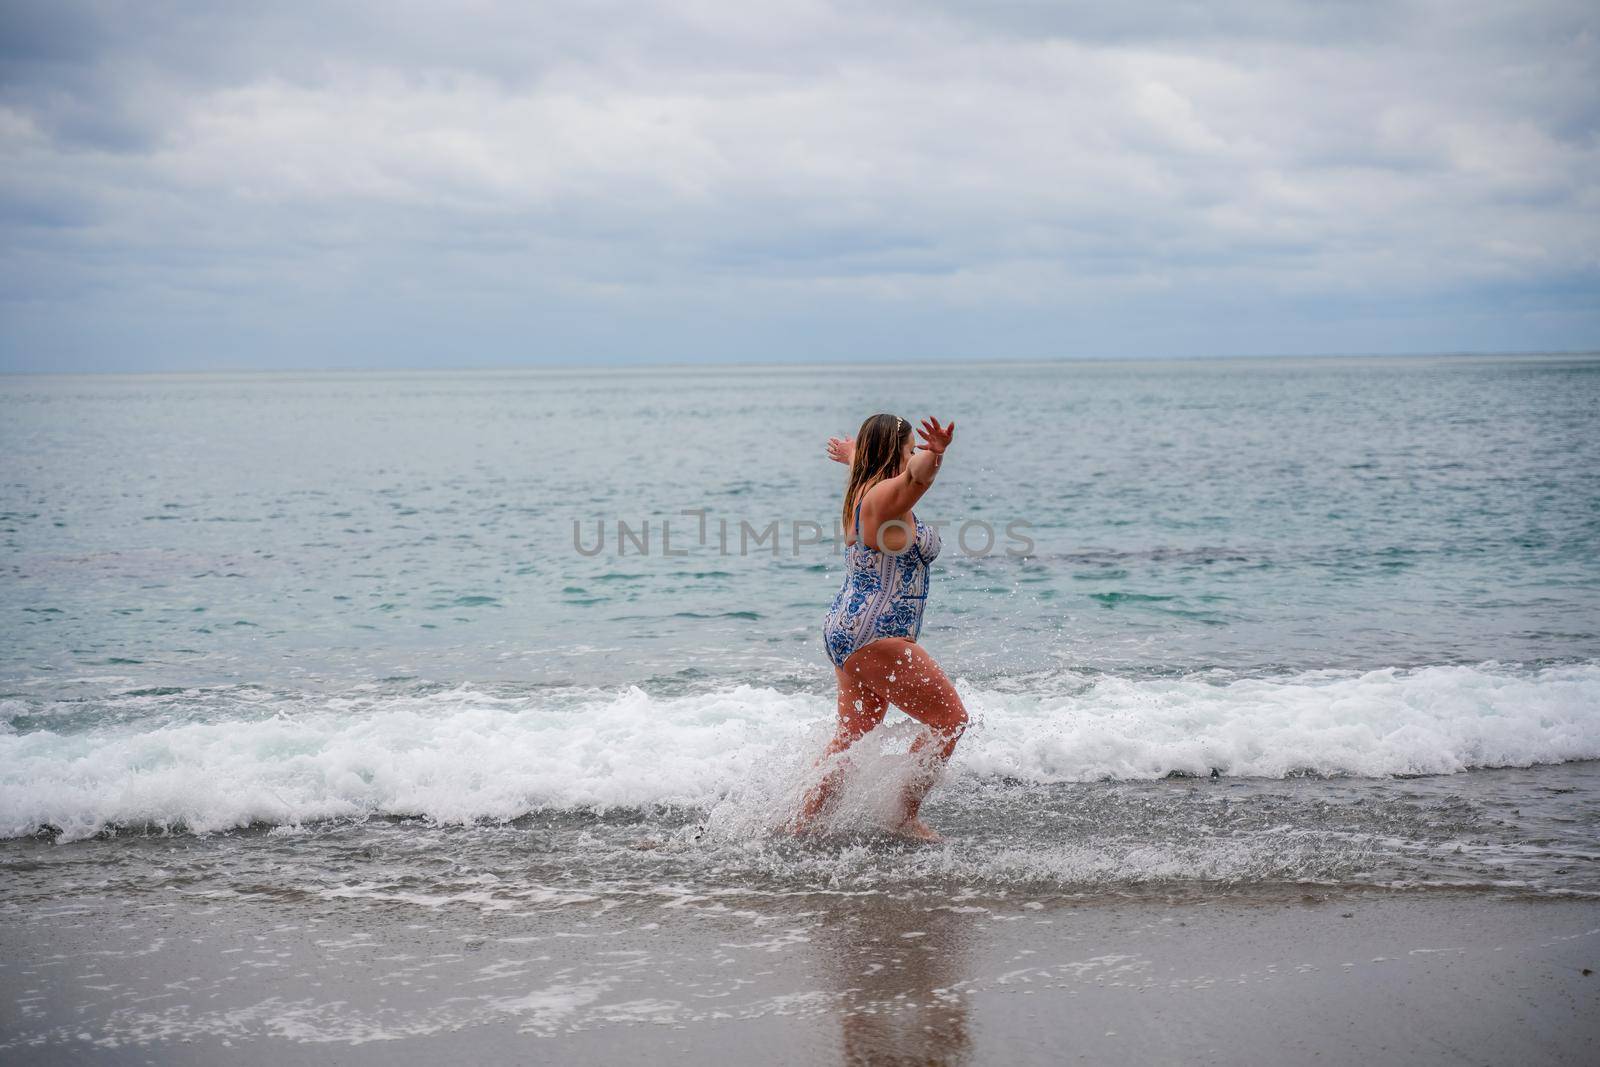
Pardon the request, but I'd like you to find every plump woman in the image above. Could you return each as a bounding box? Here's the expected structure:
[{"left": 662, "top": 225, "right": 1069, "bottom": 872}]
[{"left": 791, "top": 413, "right": 968, "bottom": 842}]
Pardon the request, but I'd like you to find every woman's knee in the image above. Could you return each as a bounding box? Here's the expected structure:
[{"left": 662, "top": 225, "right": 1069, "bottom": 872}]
[
  {"left": 837, "top": 710, "right": 879, "bottom": 743},
  {"left": 939, "top": 693, "right": 969, "bottom": 737},
  {"left": 835, "top": 691, "right": 885, "bottom": 748},
  {"left": 921, "top": 662, "right": 966, "bottom": 727}
]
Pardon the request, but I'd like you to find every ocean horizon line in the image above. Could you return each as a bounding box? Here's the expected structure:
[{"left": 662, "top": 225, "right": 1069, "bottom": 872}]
[{"left": 4, "top": 348, "right": 1598, "bottom": 379}]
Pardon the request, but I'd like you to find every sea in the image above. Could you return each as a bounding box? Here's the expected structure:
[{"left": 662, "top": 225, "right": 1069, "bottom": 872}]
[{"left": 3, "top": 354, "right": 1599, "bottom": 918}]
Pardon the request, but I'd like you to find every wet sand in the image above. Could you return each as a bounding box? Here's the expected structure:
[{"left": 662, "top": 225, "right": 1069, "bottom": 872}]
[{"left": 2, "top": 886, "right": 1596, "bottom": 1065}]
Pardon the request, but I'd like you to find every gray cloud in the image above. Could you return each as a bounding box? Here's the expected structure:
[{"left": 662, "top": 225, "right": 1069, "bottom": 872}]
[{"left": 0, "top": 0, "right": 1595, "bottom": 371}]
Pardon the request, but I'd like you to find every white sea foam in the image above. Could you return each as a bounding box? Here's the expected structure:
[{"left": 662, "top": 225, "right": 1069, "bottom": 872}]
[{"left": 2, "top": 663, "right": 1597, "bottom": 841}]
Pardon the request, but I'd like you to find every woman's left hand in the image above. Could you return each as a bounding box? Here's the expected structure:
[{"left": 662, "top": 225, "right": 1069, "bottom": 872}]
[
  {"left": 826, "top": 436, "right": 855, "bottom": 465},
  {"left": 917, "top": 417, "right": 955, "bottom": 455}
]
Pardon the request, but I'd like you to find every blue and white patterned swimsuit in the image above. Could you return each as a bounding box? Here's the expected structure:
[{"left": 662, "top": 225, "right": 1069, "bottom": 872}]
[{"left": 822, "top": 501, "right": 942, "bottom": 668}]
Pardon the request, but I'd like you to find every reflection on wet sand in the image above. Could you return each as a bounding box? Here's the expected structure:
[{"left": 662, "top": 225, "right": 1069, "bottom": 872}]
[{"left": 811, "top": 897, "right": 975, "bottom": 1066}]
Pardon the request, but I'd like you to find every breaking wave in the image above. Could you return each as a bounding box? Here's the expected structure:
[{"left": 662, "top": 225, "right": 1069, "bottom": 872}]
[{"left": 3, "top": 662, "right": 1597, "bottom": 841}]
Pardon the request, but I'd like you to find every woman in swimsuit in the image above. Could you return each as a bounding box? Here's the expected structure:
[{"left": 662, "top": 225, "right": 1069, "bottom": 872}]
[{"left": 791, "top": 413, "right": 968, "bottom": 842}]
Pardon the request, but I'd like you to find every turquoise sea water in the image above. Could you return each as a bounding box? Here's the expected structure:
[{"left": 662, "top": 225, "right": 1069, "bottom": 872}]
[
  {"left": 2, "top": 355, "right": 1598, "bottom": 902},
  {"left": 5, "top": 356, "right": 1597, "bottom": 689}
]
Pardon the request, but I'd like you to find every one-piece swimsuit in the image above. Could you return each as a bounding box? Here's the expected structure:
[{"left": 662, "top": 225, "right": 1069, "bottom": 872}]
[{"left": 822, "top": 500, "right": 941, "bottom": 669}]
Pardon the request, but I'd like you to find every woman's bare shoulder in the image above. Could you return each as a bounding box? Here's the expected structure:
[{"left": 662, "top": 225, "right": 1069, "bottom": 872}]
[
  {"left": 860, "top": 475, "right": 915, "bottom": 534},
  {"left": 862, "top": 472, "right": 911, "bottom": 508}
]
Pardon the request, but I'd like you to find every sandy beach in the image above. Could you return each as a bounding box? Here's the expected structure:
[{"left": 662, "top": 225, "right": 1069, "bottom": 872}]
[{"left": 3, "top": 882, "right": 1595, "bottom": 1065}]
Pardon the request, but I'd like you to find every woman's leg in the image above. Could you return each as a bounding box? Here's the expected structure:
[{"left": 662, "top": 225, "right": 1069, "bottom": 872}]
[
  {"left": 838, "top": 638, "right": 968, "bottom": 834},
  {"left": 791, "top": 666, "right": 889, "bottom": 830}
]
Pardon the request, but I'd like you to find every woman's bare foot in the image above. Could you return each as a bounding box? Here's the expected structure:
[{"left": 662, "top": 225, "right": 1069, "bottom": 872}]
[{"left": 896, "top": 818, "right": 944, "bottom": 843}]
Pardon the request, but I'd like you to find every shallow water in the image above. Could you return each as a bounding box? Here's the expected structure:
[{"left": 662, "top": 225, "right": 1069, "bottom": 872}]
[{"left": 5, "top": 759, "right": 1598, "bottom": 911}]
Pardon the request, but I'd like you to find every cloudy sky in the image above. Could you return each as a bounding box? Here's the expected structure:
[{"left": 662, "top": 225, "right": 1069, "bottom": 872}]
[{"left": 1, "top": 0, "right": 1595, "bottom": 371}]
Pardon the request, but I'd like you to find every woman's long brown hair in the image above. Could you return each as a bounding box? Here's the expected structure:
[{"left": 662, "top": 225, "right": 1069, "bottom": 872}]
[{"left": 841, "top": 413, "right": 912, "bottom": 538}]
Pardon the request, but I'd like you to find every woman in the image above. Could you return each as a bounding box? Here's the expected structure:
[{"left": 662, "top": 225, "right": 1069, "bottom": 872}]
[{"left": 791, "top": 413, "right": 968, "bottom": 842}]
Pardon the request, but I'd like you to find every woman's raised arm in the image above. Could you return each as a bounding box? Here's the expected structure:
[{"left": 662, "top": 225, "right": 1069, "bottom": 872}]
[{"left": 866, "top": 417, "right": 954, "bottom": 519}]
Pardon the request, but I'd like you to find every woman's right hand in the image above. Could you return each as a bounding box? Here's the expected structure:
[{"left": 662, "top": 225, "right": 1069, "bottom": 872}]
[{"left": 826, "top": 436, "right": 855, "bottom": 465}]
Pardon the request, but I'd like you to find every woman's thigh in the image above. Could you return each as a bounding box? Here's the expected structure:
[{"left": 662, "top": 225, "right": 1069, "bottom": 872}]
[{"left": 839, "top": 638, "right": 966, "bottom": 733}]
